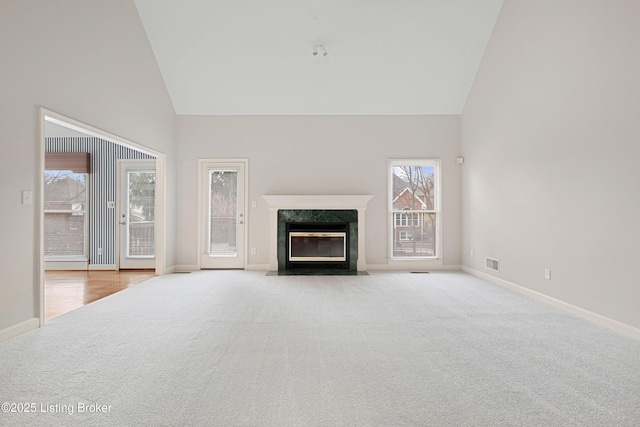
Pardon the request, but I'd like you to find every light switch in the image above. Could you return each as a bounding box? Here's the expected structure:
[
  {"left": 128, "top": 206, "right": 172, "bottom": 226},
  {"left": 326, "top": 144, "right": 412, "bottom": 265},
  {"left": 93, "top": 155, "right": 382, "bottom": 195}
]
[{"left": 22, "top": 190, "right": 33, "bottom": 205}]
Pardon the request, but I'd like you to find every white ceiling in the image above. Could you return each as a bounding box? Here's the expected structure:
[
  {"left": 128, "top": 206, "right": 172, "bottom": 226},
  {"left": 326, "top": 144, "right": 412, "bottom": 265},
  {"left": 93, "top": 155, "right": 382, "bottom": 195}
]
[{"left": 134, "top": 0, "right": 503, "bottom": 115}]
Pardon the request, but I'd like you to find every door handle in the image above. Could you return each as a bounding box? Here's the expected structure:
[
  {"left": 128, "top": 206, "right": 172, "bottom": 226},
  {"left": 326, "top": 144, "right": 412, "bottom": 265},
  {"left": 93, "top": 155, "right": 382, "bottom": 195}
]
[{"left": 119, "top": 221, "right": 126, "bottom": 225}]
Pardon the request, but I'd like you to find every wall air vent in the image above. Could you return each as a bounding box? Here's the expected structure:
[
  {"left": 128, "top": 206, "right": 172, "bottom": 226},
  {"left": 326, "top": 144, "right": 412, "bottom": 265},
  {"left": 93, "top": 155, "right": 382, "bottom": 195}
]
[{"left": 485, "top": 257, "right": 500, "bottom": 272}]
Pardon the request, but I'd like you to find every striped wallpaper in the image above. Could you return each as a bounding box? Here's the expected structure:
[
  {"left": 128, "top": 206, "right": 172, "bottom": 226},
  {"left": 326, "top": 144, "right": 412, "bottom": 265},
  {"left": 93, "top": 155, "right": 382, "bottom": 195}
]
[{"left": 46, "top": 137, "right": 154, "bottom": 266}]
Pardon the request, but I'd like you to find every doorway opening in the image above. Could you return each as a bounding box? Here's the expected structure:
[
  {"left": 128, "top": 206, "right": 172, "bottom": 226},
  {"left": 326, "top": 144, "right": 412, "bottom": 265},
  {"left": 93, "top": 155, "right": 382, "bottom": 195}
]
[{"left": 39, "top": 109, "right": 166, "bottom": 324}]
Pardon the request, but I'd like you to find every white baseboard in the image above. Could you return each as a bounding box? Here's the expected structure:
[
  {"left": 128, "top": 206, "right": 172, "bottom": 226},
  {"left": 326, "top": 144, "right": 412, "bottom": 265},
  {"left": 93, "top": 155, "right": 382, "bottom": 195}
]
[
  {"left": 46, "top": 262, "right": 118, "bottom": 271},
  {"left": 0, "top": 318, "right": 40, "bottom": 343},
  {"left": 462, "top": 266, "right": 640, "bottom": 342},
  {"left": 88, "top": 264, "right": 117, "bottom": 271},
  {"left": 45, "top": 260, "right": 89, "bottom": 270},
  {"left": 367, "top": 261, "right": 461, "bottom": 271},
  {"left": 173, "top": 264, "right": 200, "bottom": 272}
]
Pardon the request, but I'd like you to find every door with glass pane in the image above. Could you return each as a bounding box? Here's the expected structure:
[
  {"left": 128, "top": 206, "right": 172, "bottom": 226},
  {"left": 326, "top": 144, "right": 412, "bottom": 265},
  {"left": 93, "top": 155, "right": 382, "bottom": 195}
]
[
  {"left": 200, "top": 160, "right": 246, "bottom": 269},
  {"left": 119, "top": 160, "right": 156, "bottom": 269}
]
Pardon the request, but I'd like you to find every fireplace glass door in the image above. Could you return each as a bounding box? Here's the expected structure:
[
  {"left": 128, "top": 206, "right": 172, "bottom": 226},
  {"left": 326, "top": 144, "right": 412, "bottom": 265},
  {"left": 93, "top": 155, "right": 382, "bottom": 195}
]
[
  {"left": 289, "top": 232, "right": 346, "bottom": 261},
  {"left": 284, "top": 221, "right": 350, "bottom": 270}
]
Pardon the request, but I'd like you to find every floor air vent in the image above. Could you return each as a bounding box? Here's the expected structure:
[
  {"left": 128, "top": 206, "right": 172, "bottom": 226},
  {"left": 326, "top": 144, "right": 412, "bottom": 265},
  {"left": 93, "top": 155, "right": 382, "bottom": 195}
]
[{"left": 485, "top": 257, "right": 500, "bottom": 271}]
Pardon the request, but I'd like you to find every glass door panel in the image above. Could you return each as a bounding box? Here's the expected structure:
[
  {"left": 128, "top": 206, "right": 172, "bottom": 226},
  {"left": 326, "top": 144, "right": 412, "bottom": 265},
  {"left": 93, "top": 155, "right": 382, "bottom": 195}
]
[
  {"left": 208, "top": 170, "right": 238, "bottom": 256},
  {"left": 127, "top": 170, "right": 155, "bottom": 258}
]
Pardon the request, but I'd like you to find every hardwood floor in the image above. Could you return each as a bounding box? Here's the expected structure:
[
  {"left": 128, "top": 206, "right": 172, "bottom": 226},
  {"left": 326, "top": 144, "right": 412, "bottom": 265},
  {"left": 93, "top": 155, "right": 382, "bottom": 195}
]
[{"left": 45, "top": 270, "right": 156, "bottom": 322}]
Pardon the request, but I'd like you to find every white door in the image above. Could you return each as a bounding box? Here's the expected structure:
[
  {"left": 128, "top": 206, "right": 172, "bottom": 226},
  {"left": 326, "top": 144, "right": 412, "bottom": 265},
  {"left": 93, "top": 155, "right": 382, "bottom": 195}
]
[
  {"left": 200, "top": 160, "right": 246, "bottom": 269},
  {"left": 119, "top": 160, "right": 156, "bottom": 269}
]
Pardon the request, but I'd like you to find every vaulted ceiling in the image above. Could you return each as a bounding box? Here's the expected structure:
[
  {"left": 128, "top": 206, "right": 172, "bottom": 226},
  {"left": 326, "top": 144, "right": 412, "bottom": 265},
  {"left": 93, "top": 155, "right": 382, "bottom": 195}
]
[{"left": 134, "top": 0, "right": 503, "bottom": 115}]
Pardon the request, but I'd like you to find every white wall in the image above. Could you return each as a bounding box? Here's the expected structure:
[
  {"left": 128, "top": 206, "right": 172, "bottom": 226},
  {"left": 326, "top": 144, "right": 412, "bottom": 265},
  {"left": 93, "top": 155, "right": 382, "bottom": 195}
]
[
  {"left": 462, "top": 1, "right": 640, "bottom": 328},
  {"left": 176, "top": 116, "right": 462, "bottom": 270},
  {"left": 0, "top": 0, "right": 176, "bottom": 332}
]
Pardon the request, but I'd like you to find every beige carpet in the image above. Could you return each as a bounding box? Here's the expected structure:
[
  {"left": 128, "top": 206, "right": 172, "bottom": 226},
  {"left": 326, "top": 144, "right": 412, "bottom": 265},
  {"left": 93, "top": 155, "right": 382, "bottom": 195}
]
[{"left": 1, "top": 271, "right": 640, "bottom": 426}]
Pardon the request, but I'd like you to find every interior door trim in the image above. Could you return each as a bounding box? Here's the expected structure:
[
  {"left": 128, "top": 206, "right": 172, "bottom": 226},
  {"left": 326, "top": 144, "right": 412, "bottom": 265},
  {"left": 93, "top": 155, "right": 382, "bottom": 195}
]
[
  {"left": 197, "top": 158, "right": 249, "bottom": 270},
  {"left": 117, "top": 159, "right": 156, "bottom": 270}
]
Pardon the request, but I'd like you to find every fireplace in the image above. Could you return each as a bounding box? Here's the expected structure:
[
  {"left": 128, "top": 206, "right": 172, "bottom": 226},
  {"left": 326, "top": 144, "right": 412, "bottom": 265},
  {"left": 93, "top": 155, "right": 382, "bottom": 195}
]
[
  {"left": 262, "top": 195, "right": 374, "bottom": 272},
  {"left": 286, "top": 222, "right": 349, "bottom": 270},
  {"left": 278, "top": 210, "right": 357, "bottom": 272}
]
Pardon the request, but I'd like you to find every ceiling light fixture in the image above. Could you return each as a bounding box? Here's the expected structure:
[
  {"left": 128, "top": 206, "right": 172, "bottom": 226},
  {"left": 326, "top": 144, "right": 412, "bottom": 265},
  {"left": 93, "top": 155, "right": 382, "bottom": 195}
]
[{"left": 313, "top": 43, "right": 327, "bottom": 56}]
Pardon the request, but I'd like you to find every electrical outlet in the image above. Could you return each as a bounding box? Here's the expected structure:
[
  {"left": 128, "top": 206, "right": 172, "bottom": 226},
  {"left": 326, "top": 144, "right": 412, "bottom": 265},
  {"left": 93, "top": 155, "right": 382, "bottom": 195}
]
[
  {"left": 544, "top": 269, "right": 551, "bottom": 280},
  {"left": 251, "top": 248, "right": 257, "bottom": 255},
  {"left": 469, "top": 249, "right": 474, "bottom": 258}
]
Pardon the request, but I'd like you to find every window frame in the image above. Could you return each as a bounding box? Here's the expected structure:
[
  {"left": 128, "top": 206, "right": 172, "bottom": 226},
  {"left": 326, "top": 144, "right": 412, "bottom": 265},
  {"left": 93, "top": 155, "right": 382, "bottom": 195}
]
[{"left": 388, "top": 159, "right": 441, "bottom": 260}]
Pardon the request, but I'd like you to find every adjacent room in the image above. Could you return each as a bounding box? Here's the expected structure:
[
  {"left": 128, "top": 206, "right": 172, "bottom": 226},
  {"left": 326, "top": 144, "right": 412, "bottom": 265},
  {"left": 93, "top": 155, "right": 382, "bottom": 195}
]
[
  {"left": 43, "top": 120, "right": 157, "bottom": 320},
  {"left": 1, "top": 0, "right": 639, "bottom": 425}
]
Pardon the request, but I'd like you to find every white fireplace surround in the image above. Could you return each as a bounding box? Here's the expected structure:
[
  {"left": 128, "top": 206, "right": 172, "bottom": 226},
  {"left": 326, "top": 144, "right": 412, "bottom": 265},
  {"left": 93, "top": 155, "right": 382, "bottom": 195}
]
[{"left": 262, "top": 195, "right": 374, "bottom": 271}]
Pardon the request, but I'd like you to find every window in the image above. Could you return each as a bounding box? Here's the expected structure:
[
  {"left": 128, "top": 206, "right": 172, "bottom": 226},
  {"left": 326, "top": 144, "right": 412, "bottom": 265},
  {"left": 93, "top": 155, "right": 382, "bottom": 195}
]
[
  {"left": 44, "top": 170, "right": 88, "bottom": 259},
  {"left": 399, "top": 231, "right": 412, "bottom": 241},
  {"left": 394, "top": 211, "right": 421, "bottom": 227},
  {"left": 389, "top": 159, "right": 440, "bottom": 258}
]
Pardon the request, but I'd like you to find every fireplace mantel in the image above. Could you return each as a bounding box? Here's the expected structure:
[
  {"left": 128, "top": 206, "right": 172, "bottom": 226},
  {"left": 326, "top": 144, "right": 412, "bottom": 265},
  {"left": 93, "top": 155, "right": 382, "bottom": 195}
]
[
  {"left": 262, "top": 195, "right": 373, "bottom": 210},
  {"left": 262, "top": 195, "right": 373, "bottom": 271}
]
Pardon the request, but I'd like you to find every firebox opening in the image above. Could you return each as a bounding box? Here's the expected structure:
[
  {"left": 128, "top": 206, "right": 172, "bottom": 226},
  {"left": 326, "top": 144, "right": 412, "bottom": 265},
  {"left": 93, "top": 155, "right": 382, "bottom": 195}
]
[
  {"left": 289, "top": 232, "right": 346, "bottom": 261},
  {"left": 285, "top": 222, "right": 349, "bottom": 270}
]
